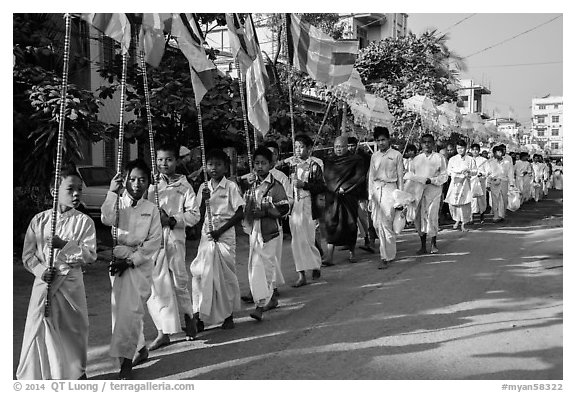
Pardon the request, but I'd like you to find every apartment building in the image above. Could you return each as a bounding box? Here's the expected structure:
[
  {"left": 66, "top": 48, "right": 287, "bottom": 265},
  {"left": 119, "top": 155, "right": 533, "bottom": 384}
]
[{"left": 531, "top": 96, "right": 563, "bottom": 157}]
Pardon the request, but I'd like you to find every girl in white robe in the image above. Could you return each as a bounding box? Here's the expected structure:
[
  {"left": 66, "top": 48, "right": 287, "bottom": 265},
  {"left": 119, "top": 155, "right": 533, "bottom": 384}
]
[
  {"left": 101, "top": 159, "right": 162, "bottom": 380},
  {"left": 17, "top": 165, "right": 97, "bottom": 380}
]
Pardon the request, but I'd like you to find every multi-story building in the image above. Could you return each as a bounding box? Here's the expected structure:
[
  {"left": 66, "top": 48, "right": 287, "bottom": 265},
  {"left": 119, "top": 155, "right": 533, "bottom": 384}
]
[
  {"left": 340, "top": 13, "right": 408, "bottom": 46},
  {"left": 456, "top": 78, "right": 491, "bottom": 117},
  {"left": 485, "top": 118, "right": 521, "bottom": 141},
  {"left": 531, "top": 96, "right": 563, "bottom": 157}
]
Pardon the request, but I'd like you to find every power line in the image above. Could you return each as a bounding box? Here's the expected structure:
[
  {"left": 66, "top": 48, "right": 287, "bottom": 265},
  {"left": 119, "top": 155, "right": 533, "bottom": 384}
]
[
  {"left": 439, "top": 14, "right": 477, "bottom": 34},
  {"left": 464, "top": 15, "right": 561, "bottom": 59},
  {"left": 468, "top": 60, "right": 562, "bottom": 69}
]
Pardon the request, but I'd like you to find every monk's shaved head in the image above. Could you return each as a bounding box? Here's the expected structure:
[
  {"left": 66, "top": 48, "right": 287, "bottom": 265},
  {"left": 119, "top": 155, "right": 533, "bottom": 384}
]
[{"left": 334, "top": 136, "right": 348, "bottom": 156}]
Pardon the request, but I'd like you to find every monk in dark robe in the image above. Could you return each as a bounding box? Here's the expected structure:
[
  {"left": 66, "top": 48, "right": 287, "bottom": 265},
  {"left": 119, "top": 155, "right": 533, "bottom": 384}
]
[{"left": 322, "top": 136, "right": 366, "bottom": 265}]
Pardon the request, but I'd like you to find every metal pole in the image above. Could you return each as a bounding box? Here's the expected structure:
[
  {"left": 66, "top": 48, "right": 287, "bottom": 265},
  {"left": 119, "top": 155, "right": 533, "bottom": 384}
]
[{"left": 45, "top": 13, "right": 72, "bottom": 317}]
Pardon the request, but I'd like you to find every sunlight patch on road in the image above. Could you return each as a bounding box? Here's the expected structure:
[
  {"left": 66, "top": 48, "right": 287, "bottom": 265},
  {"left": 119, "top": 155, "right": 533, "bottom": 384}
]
[{"left": 426, "top": 260, "right": 457, "bottom": 265}]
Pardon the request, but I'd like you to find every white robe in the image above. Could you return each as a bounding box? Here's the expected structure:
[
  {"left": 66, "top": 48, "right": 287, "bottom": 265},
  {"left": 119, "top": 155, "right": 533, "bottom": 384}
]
[
  {"left": 411, "top": 152, "right": 448, "bottom": 237},
  {"left": 471, "top": 155, "right": 488, "bottom": 215},
  {"left": 514, "top": 160, "right": 533, "bottom": 203},
  {"left": 17, "top": 209, "right": 97, "bottom": 380},
  {"left": 485, "top": 159, "right": 515, "bottom": 220},
  {"left": 101, "top": 192, "right": 162, "bottom": 361},
  {"left": 288, "top": 157, "right": 322, "bottom": 272},
  {"left": 146, "top": 174, "right": 200, "bottom": 334},
  {"left": 445, "top": 154, "right": 477, "bottom": 223},
  {"left": 269, "top": 167, "right": 292, "bottom": 288},
  {"left": 368, "top": 148, "right": 404, "bottom": 261},
  {"left": 190, "top": 177, "right": 244, "bottom": 325}
]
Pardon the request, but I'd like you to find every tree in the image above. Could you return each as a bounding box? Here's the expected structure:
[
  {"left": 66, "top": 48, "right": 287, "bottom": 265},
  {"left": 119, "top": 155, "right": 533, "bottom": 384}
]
[
  {"left": 13, "top": 14, "right": 107, "bottom": 188},
  {"left": 354, "top": 31, "right": 464, "bottom": 141}
]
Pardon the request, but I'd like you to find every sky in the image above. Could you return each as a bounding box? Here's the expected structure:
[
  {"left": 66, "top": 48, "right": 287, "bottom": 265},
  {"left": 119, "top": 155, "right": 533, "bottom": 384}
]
[{"left": 407, "top": 13, "right": 562, "bottom": 129}]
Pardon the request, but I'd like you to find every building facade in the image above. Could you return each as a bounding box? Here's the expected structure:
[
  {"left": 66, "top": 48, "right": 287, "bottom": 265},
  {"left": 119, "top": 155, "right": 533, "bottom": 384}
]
[
  {"left": 456, "top": 78, "right": 491, "bottom": 117},
  {"left": 531, "top": 96, "right": 563, "bottom": 157}
]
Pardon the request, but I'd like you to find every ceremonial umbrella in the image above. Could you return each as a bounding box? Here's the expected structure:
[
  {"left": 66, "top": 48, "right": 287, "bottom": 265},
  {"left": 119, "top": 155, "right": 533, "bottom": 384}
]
[
  {"left": 329, "top": 68, "right": 366, "bottom": 105},
  {"left": 349, "top": 93, "right": 395, "bottom": 130}
]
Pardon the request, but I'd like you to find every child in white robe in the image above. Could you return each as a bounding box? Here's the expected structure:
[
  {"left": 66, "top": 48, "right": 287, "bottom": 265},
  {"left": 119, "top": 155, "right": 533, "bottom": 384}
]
[
  {"left": 470, "top": 144, "right": 488, "bottom": 224},
  {"left": 286, "top": 134, "right": 325, "bottom": 287},
  {"left": 101, "top": 159, "right": 162, "bottom": 380},
  {"left": 190, "top": 149, "right": 244, "bottom": 331},
  {"left": 243, "top": 147, "right": 290, "bottom": 320},
  {"left": 146, "top": 144, "right": 200, "bottom": 350},
  {"left": 17, "top": 164, "right": 97, "bottom": 380}
]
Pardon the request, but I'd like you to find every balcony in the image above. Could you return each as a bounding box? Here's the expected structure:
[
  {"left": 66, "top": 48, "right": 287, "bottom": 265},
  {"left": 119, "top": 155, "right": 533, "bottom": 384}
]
[{"left": 352, "top": 13, "right": 387, "bottom": 26}]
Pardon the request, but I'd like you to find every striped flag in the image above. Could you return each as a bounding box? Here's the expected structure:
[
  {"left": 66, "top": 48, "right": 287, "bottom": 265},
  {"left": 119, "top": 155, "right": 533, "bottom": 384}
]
[
  {"left": 226, "top": 14, "right": 269, "bottom": 135},
  {"left": 139, "top": 13, "right": 171, "bottom": 68},
  {"left": 286, "top": 13, "right": 358, "bottom": 86},
  {"left": 225, "top": 13, "right": 257, "bottom": 74},
  {"left": 170, "top": 13, "right": 215, "bottom": 104},
  {"left": 81, "top": 13, "right": 131, "bottom": 54}
]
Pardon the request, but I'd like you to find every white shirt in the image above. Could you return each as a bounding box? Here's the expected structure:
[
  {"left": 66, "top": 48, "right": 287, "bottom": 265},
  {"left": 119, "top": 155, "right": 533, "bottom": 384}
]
[
  {"left": 411, "top": 151, "right": 448, "bottom": 187},
  {"left": 270, "top": 167, "right": 293, "bottom": 204},
  {"left": 485, "top": 158, "right": 515, "bottom": 185},
  {"left": 195, "top": 176, "right": 245, "bottom": 231},
  {"left": 472, "top": 155, "right": 488, "bottom": 176},
  {"left": 368, "top": 148, "right": 404, "bottom": 200},
  {"left": 447, "top": 154, "right": 477, "bottom": 179},
  {"left": 101, "top": 191, "right": 162, "bottom": 267},
  {"left": 23, "top": 208, "right": 97, "bottom": 277},
  {"left": 148, "top": 174, "right": 200, "bottom": 231}
]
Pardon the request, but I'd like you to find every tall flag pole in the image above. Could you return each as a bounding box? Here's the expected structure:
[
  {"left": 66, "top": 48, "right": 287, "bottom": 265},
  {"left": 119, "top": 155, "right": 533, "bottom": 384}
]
[
  {"left": 138, "top": 46, "right": 164, "bottom": 249},
  {"left": 45, "top": 13, "right": 72, "bottom": 318},
  {"left": 236, "top": 58, "right": 254, "bottom": 170},
  {"left": 196, "top": 102, "right": 214, "bottom": 234},
  {"left": 112, "top": 51, "right": 129, "bottom": 269},
  {"left": 283, "top": 14, "right": 296, "bottom": 152}
]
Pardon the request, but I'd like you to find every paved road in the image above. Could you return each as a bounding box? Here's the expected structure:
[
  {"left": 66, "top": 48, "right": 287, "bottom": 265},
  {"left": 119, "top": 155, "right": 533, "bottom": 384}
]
[{"left": 12, "top": 190, "right": 563, "bottom": 380}]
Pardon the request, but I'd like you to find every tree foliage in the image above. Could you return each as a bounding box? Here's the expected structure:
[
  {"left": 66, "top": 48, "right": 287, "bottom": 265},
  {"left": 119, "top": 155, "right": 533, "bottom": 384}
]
[
  {"left": 354, "top": 31, "right": 462, "bottom": 139},
  {"left": 13, "top": 14, "right": 107, "bottom": 187}
]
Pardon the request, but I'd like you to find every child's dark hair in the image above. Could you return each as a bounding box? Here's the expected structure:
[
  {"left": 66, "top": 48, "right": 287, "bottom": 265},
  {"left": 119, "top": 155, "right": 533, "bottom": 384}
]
[
  {"left": 470, "top": 143, "right": 481, "bottom": 150},
  {"left": 253, "top": 146, "right": 273, "bottom": 163},
  {"left": 492, "top": 145, "right": 504, "bottom": 155},
  {"left": 456, "top": 139, "right": 467, "bottom": 147},
  {"left": 54, "top": 161, "right": 82, "bottom": 184},
  {"left": 421, "top": 133, "right": 434, "bottom": 142},
  {"left": 124, "top": 159, "right": 152, "bottom": 183},
  {"left": 405, "top": 143, "right": 417, "bottom": 154},
  {"left": 264, "top": 141, "right": 280, "bottom": 151},
  {"left": 373, "top": 126, "right": 390, "bottom": 140},
  {"left": 156, "top": 143, "right": 179, "bottom": 158},
  {"left": 294, "top": 134, "right": 313, "bottom": 147},
  {"left": 206, "top": 149, "right": 230, "bottom": 165}
]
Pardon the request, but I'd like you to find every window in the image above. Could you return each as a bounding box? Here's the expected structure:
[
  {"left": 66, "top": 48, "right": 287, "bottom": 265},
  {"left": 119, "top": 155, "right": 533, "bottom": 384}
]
[
  {"left": 538, "top": 105, "right": 546, "bottom": 110},
  {"left": 552, "top": 116, "right": 559, "bottom": 123},
  {"left": 551, "top": 143, "right": 559, "bottom": 150},
  {"left": 537, "top": 116, "right": 545, "bottom": 124},
  {"left": 537, "top": 130, "right": 545, "bottom": 137},
  {"left": 552, "top": 129, "right": 559, "bottom": 136},
  {"left": 554, "top": 104, "right": 559, "bottom": 109}
]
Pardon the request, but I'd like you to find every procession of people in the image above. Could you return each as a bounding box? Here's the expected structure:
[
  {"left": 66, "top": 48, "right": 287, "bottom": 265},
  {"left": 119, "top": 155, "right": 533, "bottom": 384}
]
[{"left": 17, "top": 124, "right": 562, "bottom": 380}]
